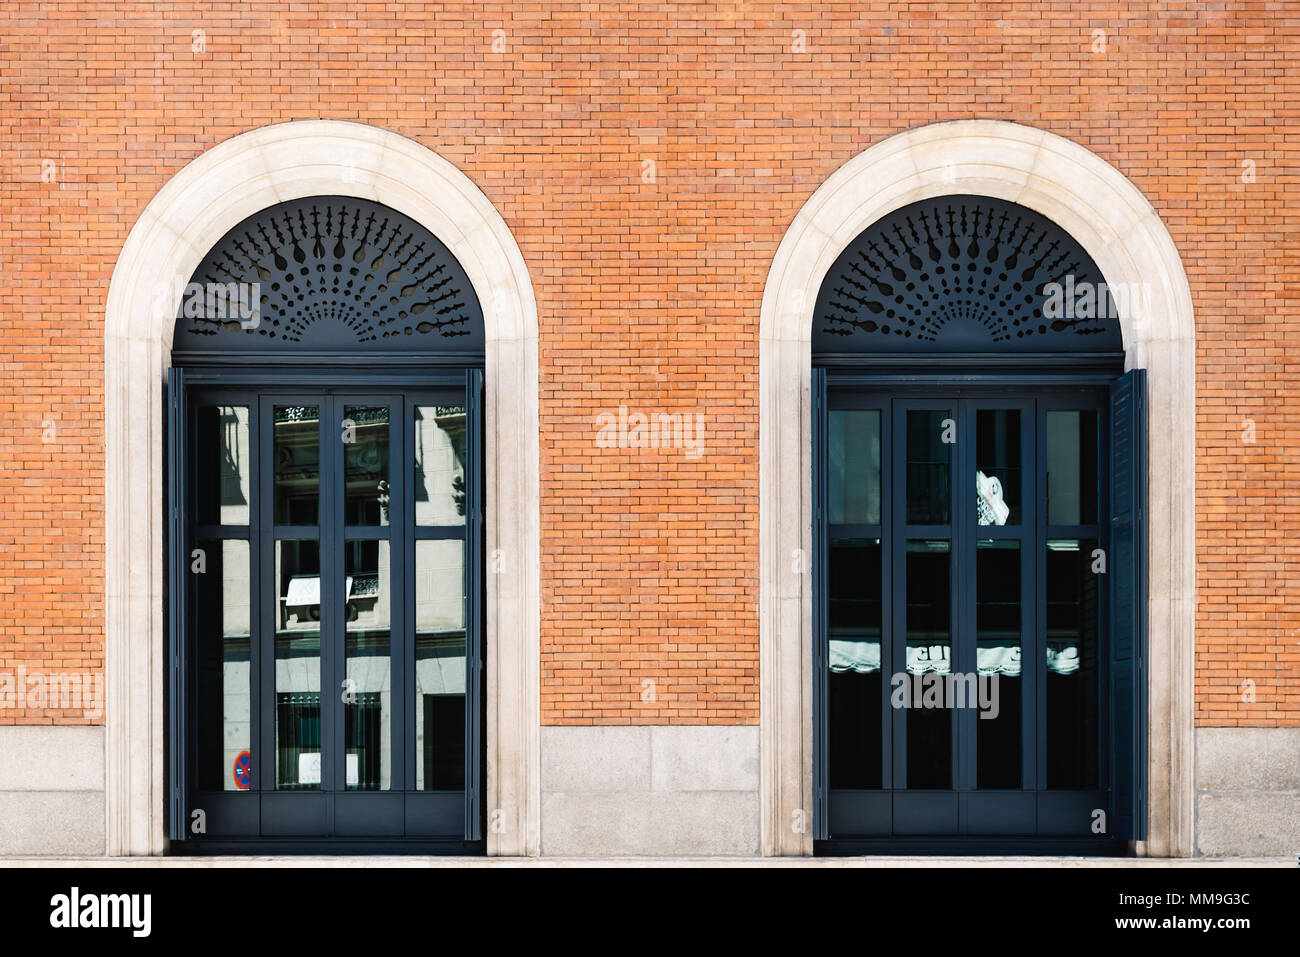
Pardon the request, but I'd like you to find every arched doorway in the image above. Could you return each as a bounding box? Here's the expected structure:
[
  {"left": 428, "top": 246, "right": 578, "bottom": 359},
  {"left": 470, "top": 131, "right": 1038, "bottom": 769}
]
[
  {"left": 104, "top": 121, "right": 540, "bottom": 856},
  {"left": 168, "top": 196, "right": 485, "bottom": 849},
  {"left": 758, "top": 120, "right": 1195, "bottom": 857},
  {"left": 811, "top": 195, "right": 1142, "bottom": 851}
]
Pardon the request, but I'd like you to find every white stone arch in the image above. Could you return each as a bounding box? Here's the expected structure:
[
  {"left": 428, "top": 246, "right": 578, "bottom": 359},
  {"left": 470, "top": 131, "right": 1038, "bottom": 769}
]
[
  {"left": 760, "top": 119, "right": 1195, "bottom": 856},
  {"left": 105, "top": 120, "right": 540, "bottom": 856}
]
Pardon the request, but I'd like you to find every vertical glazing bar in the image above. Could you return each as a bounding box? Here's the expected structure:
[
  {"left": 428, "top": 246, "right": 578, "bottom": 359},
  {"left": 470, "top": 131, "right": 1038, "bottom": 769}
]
[
  {"left": 257, "top": 396, "right": 275, "bottom": 818},
  {"left": 879, "top": 401, "right": 893, "bottom": 794},
  {"left": 246, "top": 397, "right": 261, "bottom": 808},
  {"left": 1099, "top": 392, "right": 1113, "bottom": 795},
  {"left": 464, "top": 368, "right": 484, "bottom": 840},
  {"left": 890, "top": 401, "right": 907, "bottom": 793},
  {"left": 403, "top": 398, "right": 416, "bottom": 798},
  {"left": 810, "top": 368, "right": 827, "bottom": 839},
  {"left": 1020, "top": 400, "right": 1037, "bottom": 793},
  {"left": 1035, "top": 400, "right": 1048, "bottom": 792},
  {"left": 166, "top": 368, "right": 187, "bottom": 840},
  {"left": 388, "top": 397, "right": 406, "bottom": 794},
  {"left": 322, "top": 395, "right": 340, "bottom": 818},
  {"left": 955, "top": 400, "right": 971, "bottom": 795}
]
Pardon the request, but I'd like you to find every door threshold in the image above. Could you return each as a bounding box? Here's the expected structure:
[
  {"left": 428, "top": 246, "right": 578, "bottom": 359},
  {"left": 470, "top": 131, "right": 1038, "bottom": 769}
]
[
  {"left": 178, "top": 839, "right": 485, "bottom": 856},
  {"left": 816, "top": 838, "right": 1129, "bottom": 857}
]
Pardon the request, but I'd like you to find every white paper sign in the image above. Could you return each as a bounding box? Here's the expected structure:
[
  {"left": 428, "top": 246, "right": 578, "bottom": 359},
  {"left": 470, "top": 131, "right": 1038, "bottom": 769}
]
[
  {"left": 298, "top": 752, "right": 321, "bottom": 785},
  {"left": 295, "top": 752, "right": 361, "bottom": 786}
]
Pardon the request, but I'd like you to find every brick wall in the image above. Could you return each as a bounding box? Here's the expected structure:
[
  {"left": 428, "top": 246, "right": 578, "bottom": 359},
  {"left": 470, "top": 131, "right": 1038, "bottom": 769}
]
[{"left": 0, "top": 1, "right": 1295, "bottom": 726}]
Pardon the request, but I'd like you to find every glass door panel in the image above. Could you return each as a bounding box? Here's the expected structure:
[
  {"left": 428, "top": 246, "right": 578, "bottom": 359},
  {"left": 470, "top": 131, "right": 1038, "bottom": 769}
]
[
  {"left": 343, "top": 405, "right": 391, "bottom": 526},
  {"left": 828, "top": 410, "right": 882, "bottom": 525},
  {"left": 273, "top": 538, "right": 322, "bottom": 790},
  {"left": 897, "top": 404, "right": 956, "bottom": 795},
  {"left": 344, "top": 538, "right": 391, "bottom": 790},
  {"left": 195, "top": 405, "right": 251, "bottom": 526},
  {"left": 1045, "top": 410, "right": 1099, "bottom": 525},
  {"left": 193, "top": 538, "right": 251, "bottom": 792},
  {"left": 825, "top": 401, "right": 886, "bottom": 794},
  {"left": 414, "top": 538, "right": 467, "bottom": 790},
  {"left": 965, "top": 403, "right": 1032, "bottom": 794},
  {"left": 183, "top": 383, "right": 478, "bottom": 843},
  {"left": 906, "top": 410, "right": 951, "bottom": 525},
  {"left": 975, "top": 409, "right": 1021, "bottom": 526},
  {"left": 413, "top": 405, "right": 467, "bottom": 526},
  {"left": 827, "top": 538, "right": 883, "bottom": 789},
  {"left": 1045, "top": 540, "right": 1101, "bottom": 789},
  {"left": 904, "top": 539, "right": 952, "bottom": 789},
  {"left": 1042, "top": 400, "right": 1103, "bottom": 793},
  {"left": 820, "top": 389, "right": 1108, "bottom": 841},
  {"left": 975, "top": 539, "right": 1021, "bottom": 789},
  {"left": 273, "top": 404, "right": 320, "bottom": 526}
]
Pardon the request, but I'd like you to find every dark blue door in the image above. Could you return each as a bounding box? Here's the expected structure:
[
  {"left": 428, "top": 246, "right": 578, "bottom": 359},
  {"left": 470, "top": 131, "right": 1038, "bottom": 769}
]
[
  {"left": 816, "top": 381, "right": 1145, "bottom": 848},
  {"left": 167, "top": 374, "right": 484, "bottom": 848},
  {"left": 1107, "top": 369, "right": 1147, "bottom": 841}
]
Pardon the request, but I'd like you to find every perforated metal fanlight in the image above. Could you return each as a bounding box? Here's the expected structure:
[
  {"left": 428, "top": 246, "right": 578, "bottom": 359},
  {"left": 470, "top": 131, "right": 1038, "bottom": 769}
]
[
  {"left": 812, "top": 195, "right": 1124, "bottom": 356},
  {"left": 173, "top": 196, "right": 484, "bottom": 355}
]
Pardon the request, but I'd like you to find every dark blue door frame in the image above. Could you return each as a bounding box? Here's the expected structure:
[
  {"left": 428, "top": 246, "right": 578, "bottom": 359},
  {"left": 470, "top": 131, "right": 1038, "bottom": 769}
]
[
  {"left": 167, "top": 367, "right": 484, "bottom": 852},
  {"left": 814, "top": 374, "right": 1140, "bottom": 852}
]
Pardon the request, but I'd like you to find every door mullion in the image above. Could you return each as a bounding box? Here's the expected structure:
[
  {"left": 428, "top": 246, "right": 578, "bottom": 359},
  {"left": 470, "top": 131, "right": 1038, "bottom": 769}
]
[
  {"left": 1023, "top": 400, "right": 1040, "bottom": 793},
  {"left": 403, "top": 398, "right": 416, "bottom": 796},
  {"left": 388, "top": 396, "right": 407, "bottom": 796},
  {"left": 1034, "top": 400, "right": 1048, "bottom": 792},
  {"left": 246, "top": 396, "right": 262, "bottom": 830},
  {"left": 464, "top": 368, "right": 485, "bottom": 840},
  {"left": 879, "top": 402, "right": 893, "bottom": 794},
  {"left": 889, "top": 400, "right": 907, "bottom": 794},
  {"left": 256, "top": 396, "right": 276, "bottom": 823},
  {"left": 955, "top": 401, "right": 974, "bottom": 796},
  {"left": 323, "top": 394, "right": 341, "bottom": 813}
]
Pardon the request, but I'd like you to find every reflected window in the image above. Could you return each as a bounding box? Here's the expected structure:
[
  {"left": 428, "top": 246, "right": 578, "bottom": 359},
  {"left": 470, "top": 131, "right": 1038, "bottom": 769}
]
[
  {"left": 345, "top": 539, "right": 391, "bottom": 790},
  {"left": 906, "top": 539, "right": 951, "bottom": 789},
  {"left": 1046, "top": 538, "right": 1100, "bottom": 788},
  {"left": 415, "top": 539, "right": 466, "bottom": 790},
  {"left": 195, "top": 406, "right": 250, "bottom": 525},
  {"left": 414, "top": 406, "right": 467, "bottom": 526},
  {"left": 906, "top": 411, "right": 951, "bottom": 525},
  {"left": 827, "top": 538, "right": 882, "bottom": 789},
  {"left": 275, "top": 693, "right": 321, "bottom": 791},
  {"left": 829, "top": 410, "right": 881, "bottom": 525},
  {"left": 194, "top": 539, "right": 251, "bottom": 791},
  {"left": 975, "top": 409, "right": 1021, "bottom": 526},
  {"left": 975, "top": 539, "right": 1021, "bottom": 789},
  {"left": 1046, "top": 411, "right": 1098, "bottom": 525},
  {"left": 275, "top": 539, "right": 322, "bottom": 789},
  {"left": 344, "top": 406, "right": 390, "bottom": 527},
  {"left": 274, "top": 406, "right": 320, "bottom": 526}
]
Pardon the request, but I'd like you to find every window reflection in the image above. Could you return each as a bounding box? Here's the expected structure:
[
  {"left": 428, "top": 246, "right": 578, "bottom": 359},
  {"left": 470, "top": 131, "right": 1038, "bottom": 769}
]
[
  {"left": 343, "top": 406, "right": 390, "bottom": 526},
  {"left": 906, "top": 539, "right": 951, "bottom": 788},
  {"left": 829, "top": 411, "right": 881, "bottom": 525},
  {"left": 975, "top": 409, "right": 1020, "bottom": 526},
  {"left": 906, "top": 411, "right": 951, "bottom": 525},
  {"left": 827, "top": 539, "right": 882, "bottom": 789},
  {"left": 345, "top": 539, "right": 390, "bottom": 790},
  {"left": 1046, "top": 411, "right": 1098, "bottom": 525},
  {"left": 975, "top": 539, "right": 1020, "bottom": 789},
  {"left": 274, "top": 406, "right": 320, "bottom": 526},
  {"left": 187, "top": 392, "right": 478, "bottom": 814},
  {"left": 415, "top": 539, "right": 467, "bottom": 790},
  {"left": 194, "top": 539, "right": 251, "bottom": 791},
  {"left": 1046, "top": 539, "right": 1100, "bottom": 788},
  {"left": 275, "top": 539, "right": 321, "bottom": 790},
  {"left": 414, "top": 406, "right": 467, "bottom": 526},
  {"left": 196, "top": 406, "right": 250, "bottom": 525}
]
